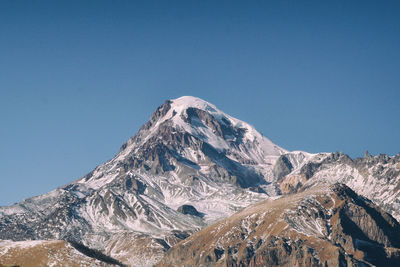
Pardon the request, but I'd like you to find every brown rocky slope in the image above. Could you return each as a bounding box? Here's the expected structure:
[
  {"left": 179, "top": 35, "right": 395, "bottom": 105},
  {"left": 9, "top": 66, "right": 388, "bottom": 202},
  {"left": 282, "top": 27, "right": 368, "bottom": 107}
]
[{"left": 156, "top": 183, "right": 400, "bottom": 267}]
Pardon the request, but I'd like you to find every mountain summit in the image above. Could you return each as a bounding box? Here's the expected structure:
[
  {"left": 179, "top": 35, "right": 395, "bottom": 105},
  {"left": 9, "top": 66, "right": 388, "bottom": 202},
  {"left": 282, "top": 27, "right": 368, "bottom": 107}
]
[
  {"left": 128, "top": 96, "right": 285, "bottom": 158},
  {"left": 113, "top": 95, "right": 286, "bottom": 188},
  {"left": 0, "top": 96, "right": 399, "bottom": 266}
]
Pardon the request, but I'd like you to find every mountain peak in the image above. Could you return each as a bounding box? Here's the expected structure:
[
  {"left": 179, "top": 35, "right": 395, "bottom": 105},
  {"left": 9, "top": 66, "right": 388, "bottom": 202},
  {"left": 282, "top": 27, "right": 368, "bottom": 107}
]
[
  {"left": 171, "top": 96, "right": 216, "bottom": 111},
  {"left": 169, "top": 96, "right": 247, "bottom": 134},
  {"left": 110, "top": 96, "right": 287, "bottom": 192},
  {"left": 163, "top": 95, "right": 232, "bottom": 128},
  {"left": 141, "top": 96, "right": 286, "bottom": 159},
  {"left": 123, "top": 96, "right": 286, "bottom": 162}
]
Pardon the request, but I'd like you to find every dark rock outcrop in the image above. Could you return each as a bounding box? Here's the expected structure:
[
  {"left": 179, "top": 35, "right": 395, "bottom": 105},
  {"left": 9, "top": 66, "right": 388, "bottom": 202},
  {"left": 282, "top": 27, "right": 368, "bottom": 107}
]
[
  {"left": 273, "top": 155, "right": 293, "bottom": 181},
  {"left": 177, "top": 205, "right": 203, "bottom": 218}
]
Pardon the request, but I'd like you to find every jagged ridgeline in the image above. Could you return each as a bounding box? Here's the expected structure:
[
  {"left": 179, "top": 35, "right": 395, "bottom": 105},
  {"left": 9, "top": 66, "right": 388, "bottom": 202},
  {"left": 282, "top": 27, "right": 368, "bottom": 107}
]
[{"left": 0, "top": 96, "right": 399, "bottom": 266}]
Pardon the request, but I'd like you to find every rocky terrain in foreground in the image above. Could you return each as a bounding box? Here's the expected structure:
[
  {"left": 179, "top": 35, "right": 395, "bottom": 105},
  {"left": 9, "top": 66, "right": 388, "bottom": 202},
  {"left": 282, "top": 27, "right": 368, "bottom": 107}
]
[{"left": 157, "top": 184, "right": 400, "bottom": 267}]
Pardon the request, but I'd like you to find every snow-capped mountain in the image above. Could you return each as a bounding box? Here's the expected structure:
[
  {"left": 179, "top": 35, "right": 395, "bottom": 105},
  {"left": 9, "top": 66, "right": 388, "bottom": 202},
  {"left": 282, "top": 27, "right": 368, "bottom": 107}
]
[
  {"left": 0, "top": 96, "right": 398, "bottom": 266},
  {"left": 0, "top": 96, "right": 288, "bottom": 266}
]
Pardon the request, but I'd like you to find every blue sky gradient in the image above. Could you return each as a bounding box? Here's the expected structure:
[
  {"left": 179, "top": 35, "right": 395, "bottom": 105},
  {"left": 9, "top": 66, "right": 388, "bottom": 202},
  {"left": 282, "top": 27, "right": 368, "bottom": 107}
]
[{"left": 1, "top": 0, "right": 399, "bottom": 205}]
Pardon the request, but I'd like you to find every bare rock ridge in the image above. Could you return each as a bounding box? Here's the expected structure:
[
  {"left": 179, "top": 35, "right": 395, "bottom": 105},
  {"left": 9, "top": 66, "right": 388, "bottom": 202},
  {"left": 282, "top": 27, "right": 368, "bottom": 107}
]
[
  {"left": 0, "top": 96, "right": 399, "bottom": 266},
  {"left": 279, "top": 151, "right": 400, "bottom": 220},
  {"left": 156, "top": 184, "right": 400, "bottom": 267}
]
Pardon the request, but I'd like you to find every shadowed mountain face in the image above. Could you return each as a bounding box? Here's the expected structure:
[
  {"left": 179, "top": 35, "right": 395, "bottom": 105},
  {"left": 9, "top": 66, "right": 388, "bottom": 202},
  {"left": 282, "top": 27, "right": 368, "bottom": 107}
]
[
  {"left": 156, "top": 184, "right": 400, "bottom": 267},
  {"left": 0, "top": 96, "right": 398, "bottom": 266}
]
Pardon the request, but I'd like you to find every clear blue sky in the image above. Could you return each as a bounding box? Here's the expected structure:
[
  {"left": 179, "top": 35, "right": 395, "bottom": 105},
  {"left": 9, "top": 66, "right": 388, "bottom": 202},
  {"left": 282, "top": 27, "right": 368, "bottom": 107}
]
[{"left": 1, "top": 0, "right": 399, "bottom": 205}]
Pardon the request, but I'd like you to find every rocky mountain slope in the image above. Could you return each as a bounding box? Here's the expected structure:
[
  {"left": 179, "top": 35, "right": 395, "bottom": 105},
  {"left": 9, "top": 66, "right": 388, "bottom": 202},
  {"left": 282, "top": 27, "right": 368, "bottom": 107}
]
[
  {"left": 0, "top": 96, "right": 398, "bottom": 266},
  {"left": 277, "top": 151, "right": 400, "bottom": 221},
  {"left": 156, "top": 184, "right": 400, "bottom": 267}
]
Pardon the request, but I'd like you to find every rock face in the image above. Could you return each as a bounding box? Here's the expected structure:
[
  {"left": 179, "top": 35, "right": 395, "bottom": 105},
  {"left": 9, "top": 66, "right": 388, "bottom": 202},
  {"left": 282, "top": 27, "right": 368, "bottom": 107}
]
[
  {"left": 273, "top": 155, "right": 293, "bottom": 181},
  {"left": 156, "top": 184, "right": 400, "bottom": 267}
]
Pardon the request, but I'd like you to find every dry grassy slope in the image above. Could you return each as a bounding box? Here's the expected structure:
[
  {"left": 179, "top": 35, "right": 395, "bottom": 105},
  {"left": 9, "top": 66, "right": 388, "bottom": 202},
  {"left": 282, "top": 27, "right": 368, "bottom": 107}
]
[
  {"left": 156, "top": 184, "right": 400, "bottom": 267},
  {"left": 0, "top": 240, "right": 107, "bottom": 267},
  {"left": 104, "top": 231, "right": 190, "bottom": 267}
]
